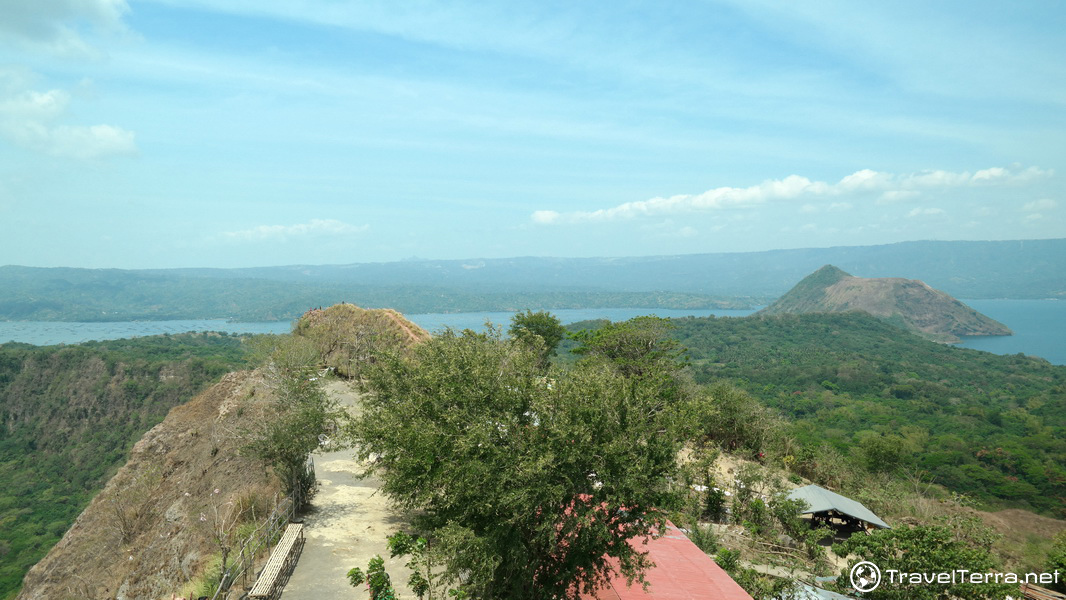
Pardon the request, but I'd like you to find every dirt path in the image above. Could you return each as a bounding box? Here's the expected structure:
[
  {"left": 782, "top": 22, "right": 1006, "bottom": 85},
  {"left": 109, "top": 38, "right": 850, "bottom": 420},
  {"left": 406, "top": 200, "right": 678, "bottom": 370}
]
[{"left": 282, "top": 380, "right": 415, "bottom": 599}]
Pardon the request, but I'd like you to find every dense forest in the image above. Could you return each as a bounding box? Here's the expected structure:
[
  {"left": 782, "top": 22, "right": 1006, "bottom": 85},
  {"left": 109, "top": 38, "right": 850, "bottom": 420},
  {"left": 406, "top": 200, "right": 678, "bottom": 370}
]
[
  {"left": 661, "top": 312, "right": 1064, "bottom": 516},
  {"left": 0, "top": 335, "right": 252, "bottom": 599}
]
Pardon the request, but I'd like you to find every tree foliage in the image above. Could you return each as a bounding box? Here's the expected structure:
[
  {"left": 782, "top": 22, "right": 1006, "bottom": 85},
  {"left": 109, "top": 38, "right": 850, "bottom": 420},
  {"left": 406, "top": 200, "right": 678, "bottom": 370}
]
[
  {"left": 832, "top": 522, "right": 1015, "bottom": 600},
  {"left": 1048, "top": 532, "right": 1066, "bottom": 593},
  {"left": 669, "top": 312, "right": 1066, "bottom": 516},
  {"left": 508, "top": 310, "right": 565, "bottom": 369},
  {"left": 352, "top": 325, "right": 691, "bottom": 599},
  {"left": 244, "top": 334, "right": 340, "bottom": 504}
]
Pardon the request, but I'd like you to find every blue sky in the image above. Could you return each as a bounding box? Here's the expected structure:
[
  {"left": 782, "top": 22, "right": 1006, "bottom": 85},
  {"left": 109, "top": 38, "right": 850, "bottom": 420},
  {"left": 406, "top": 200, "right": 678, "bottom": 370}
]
[{"left": 1, "top": 0, "right": 1063, "bottom": 268}]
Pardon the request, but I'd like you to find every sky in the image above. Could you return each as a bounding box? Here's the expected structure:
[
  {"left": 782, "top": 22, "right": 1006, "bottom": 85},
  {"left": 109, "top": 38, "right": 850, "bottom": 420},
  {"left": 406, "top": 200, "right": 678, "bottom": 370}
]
[{"left": 0, "top": 0, "right": 1064, "bottom": 269}]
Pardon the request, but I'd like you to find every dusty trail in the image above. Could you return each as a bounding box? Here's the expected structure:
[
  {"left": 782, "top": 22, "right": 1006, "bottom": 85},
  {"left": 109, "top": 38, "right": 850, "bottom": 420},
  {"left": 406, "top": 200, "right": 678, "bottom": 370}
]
[{"left": 282, "top": 380, "right": 415, "bottom": 599}]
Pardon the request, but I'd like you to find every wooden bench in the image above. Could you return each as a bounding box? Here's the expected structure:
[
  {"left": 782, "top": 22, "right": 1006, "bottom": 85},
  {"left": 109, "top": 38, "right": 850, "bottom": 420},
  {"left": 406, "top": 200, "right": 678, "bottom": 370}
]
[{"left": 248, "top": 523, "right": 305, "bottom": 599}]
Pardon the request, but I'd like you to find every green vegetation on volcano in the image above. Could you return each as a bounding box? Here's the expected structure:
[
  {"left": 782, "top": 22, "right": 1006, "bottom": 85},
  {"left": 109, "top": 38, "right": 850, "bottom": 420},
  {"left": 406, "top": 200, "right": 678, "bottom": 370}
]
[
  {"left": 0, "top": 334, "right": 252, "bottom": 599},
  {"left": 666, "top": 312, "right": 1065, "bottom": 516}
]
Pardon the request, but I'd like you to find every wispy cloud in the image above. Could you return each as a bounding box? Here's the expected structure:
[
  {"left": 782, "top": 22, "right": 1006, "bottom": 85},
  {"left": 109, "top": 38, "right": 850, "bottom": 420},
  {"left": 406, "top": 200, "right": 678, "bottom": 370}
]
[
  {"left": 0, "top": 0, "right": 130, "bottom": 58},
  {"left": 1023, "top": 198, "right": 1057, "bottom": 212},
  {"left": 531, "top": 166, "right": 1051, "bottom": 225},
  {"left": 222, "top": 219, "right": 369, "bottom": 242},
  {"left": 0, "top": 71, "right": 137, "bottom": 158},
  {"left": 907, "top": 207, "right": 946, "bottom": 218}
]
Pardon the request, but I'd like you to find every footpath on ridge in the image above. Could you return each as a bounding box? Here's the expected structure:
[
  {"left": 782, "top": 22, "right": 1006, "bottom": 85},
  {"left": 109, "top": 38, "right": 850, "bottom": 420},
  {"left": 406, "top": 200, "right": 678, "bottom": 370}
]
[{"left": 281, "top": 380, "right": 416, "bottom": 599}]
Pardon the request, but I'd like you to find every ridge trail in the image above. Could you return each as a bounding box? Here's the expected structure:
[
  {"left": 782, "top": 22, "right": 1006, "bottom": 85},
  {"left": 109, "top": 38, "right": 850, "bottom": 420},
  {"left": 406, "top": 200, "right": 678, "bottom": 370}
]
[{"left": 281, "top": 380, "right": 416, "bottom": 599}]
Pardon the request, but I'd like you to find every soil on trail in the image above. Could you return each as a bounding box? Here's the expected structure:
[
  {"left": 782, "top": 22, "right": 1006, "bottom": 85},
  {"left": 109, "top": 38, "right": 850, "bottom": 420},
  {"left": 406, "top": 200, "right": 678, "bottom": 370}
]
[{"left": 282, "top": 380, "right": 416, "bottom": 600}]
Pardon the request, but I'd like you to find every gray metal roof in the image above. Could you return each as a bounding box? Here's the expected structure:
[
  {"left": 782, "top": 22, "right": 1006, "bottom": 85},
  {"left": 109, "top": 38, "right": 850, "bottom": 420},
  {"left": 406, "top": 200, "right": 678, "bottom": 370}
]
[
  {"left": 786, "top": 484, "right": 891, "bottom": 529},
  {"left": 780, "top": 582, "right": 858, "bottom": 600}
]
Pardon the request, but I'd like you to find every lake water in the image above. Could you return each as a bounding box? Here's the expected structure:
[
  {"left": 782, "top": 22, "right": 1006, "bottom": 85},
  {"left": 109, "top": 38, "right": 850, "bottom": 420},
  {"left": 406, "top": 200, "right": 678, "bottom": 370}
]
[
  {"left": 0, "top": 308, "right": 753, "bottom": 346},
  {"left": 406, "top": 307, "right": 757, "bottom": 333},
  {"left": 0, "top": 301, "right": 1062, "bottom": 365},
  {"left": 954, "top": 299, "right": 1065, "bottom": 365}
]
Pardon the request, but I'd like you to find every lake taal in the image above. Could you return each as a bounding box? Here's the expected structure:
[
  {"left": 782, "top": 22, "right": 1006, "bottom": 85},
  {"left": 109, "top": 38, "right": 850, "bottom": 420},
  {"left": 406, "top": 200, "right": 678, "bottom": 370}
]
[{"left": 0, "top": 301, "right": 1062, "bottom": 365}]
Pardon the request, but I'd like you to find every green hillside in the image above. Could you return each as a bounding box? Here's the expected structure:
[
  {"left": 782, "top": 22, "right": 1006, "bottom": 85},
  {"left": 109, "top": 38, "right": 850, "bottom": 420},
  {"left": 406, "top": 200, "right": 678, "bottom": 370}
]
[
  {"left": 669, "top": 312, "right": 1065, "bottom": 516},
  {"left": 0, "top": 335, "right": 251, "bottom": 599},
  {"left": 755, "top": 264, "right": 849, "bottom": 313}
]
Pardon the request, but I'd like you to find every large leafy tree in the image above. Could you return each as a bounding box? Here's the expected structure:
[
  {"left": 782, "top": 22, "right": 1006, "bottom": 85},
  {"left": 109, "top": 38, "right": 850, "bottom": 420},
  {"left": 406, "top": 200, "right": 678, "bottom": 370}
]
[
  {"left": 508, "top": 310, "right": 565, "bottom": 369},
  {"left": 352, "top": 325, "right": 691, "bottom": 599}
]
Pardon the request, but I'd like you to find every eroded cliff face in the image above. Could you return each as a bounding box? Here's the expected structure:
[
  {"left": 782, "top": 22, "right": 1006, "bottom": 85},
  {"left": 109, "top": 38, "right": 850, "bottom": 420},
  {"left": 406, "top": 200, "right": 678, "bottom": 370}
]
[{"left": 17, "top": 370, "right": 285, "bottom": 600}]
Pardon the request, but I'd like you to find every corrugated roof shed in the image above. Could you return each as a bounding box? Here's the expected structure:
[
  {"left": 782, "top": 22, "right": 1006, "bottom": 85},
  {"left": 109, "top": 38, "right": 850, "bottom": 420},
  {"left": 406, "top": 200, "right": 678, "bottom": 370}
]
[
  {"left": 583, "top": 522, "right": 754, "bottom": 600},
  {"left": 786, "top": 485, "right": 890, "bottom": 529},
  {"left": 784, "top": 582, "right": 858, "bottom": 600}
]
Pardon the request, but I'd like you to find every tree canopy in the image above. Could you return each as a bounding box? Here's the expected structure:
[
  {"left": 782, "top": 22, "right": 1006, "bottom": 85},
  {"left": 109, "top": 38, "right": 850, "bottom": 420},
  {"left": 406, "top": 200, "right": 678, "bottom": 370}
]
[
  {"left": 351, "top": 324, "right": 692, "bottom": 599},
  {"left": 508, "top": 310, "right": 565, "bottom": 369}
]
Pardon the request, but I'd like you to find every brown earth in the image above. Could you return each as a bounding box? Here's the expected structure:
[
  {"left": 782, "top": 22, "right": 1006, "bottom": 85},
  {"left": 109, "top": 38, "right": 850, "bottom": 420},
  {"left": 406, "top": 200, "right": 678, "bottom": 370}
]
[
  {"left": 17, "top": 370, "right": 286, "bottom": 600},
  {"left": 293, "top": 304, "right": 430, "bottom": 377}
]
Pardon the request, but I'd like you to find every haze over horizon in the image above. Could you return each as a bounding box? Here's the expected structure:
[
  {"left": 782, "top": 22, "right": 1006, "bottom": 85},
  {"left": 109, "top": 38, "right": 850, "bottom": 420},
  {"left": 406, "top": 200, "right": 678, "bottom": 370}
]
[{"left": 2, "top": 1, "right": 1064, "bottom": 269}]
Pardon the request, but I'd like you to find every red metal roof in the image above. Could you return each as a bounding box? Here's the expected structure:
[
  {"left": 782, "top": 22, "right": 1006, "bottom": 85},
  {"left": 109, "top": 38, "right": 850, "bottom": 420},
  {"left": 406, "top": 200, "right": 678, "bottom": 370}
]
[{"left": 583, "top": 522, "right": 754, "bottom": 600}]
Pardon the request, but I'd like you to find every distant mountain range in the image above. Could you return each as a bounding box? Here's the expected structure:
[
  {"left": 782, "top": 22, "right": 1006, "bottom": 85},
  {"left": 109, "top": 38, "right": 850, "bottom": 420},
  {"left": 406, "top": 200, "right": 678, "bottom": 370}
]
[
  {"left": 1, "top": 238, "right": 1063, "bottom": 321},
  {"left": 138, "top": 238, "right": 1065, "bottom": 296},
  {"left": 757, "top": 265, "right": 1013, "bottom": 342}
]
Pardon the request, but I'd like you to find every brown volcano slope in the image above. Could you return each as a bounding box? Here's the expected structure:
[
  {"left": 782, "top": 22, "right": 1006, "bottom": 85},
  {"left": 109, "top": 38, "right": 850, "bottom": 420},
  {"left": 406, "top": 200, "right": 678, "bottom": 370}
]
[
  {"left": 17, "top": 370, "right": 285, "bottom": 600},
  {"left": 293, "top": 303, "right": 430, "bottom": 377},
  {"left": 757, "top": 265, "right": 1012, "bottom": 343}
]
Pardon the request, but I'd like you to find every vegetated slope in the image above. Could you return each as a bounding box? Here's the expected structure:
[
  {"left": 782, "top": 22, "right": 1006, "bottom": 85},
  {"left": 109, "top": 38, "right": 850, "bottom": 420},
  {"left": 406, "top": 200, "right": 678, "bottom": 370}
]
[
  {"left": 757, "top": 265, "right": 1012, "bottom": 342},
  {"left": 16, "top": 369, "right": 284, "bottom": 600},
  {"left": 670, "top": 312, "right": 1065, "bottom": 516},
  {"left": 0, "top": 335, "right": 250, "bottom": 600}
]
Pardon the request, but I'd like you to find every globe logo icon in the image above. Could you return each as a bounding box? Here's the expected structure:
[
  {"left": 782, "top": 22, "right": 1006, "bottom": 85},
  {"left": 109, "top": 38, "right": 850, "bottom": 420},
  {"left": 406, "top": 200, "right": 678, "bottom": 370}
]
[{"left": 850, "top": 561, "right": 882, "bottom": 593}]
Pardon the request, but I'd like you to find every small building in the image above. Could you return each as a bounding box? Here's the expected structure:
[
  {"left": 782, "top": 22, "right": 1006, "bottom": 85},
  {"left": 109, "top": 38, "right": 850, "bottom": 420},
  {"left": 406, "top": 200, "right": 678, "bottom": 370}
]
[
  {"left": 583, "top": 521, "right": 754, "bottom": 600},
  {"left": 782, "top": 582, "right": 858, "bottom": 600},
  {"left": 786, "top": 484, "right": 890, "bottom": 531}
]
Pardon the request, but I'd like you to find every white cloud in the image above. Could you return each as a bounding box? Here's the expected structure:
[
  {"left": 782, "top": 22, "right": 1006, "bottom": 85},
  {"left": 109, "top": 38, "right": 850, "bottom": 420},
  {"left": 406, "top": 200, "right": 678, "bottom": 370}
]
[
  {"left": 222, "top": 219, "right": 369, "bottom": 242},
  {"left": 878, "top": 190, "right": 920, "bottom": 204},
  {"left": 1023, "top": 198, "right": 1057, "bottom": 212},
  {"left": 972, "top": 167, "right": 1008, "bottom": 181},
  {"left": 531, "top": 210, "right": 560, "bottom": 224},
  {"left": 531, "top": 165, "right": 1049, "bottom": 225},
  {"left": 0, "top": 71, "right": 137, "bottom": 158},
  {"left": 839, "top": 168, "right": 890, "bottom": 190},
  {"left": 0, "top": 0, "right": 129, "bottom": 57},
  {"left": 907, "top": 207, "right": 946, "bottom": 218},
  {"left": 1023, "top": 213, "right": 1044, "bottom": 222}
]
